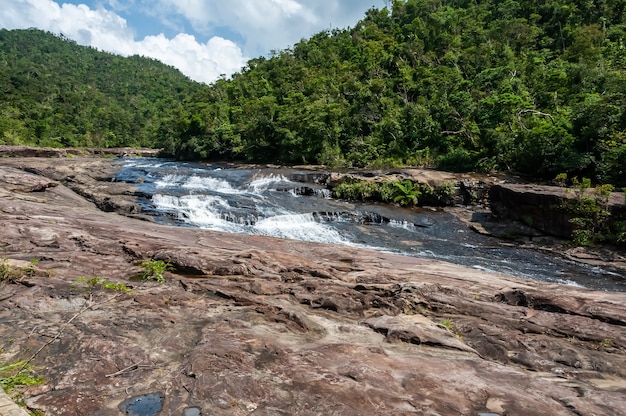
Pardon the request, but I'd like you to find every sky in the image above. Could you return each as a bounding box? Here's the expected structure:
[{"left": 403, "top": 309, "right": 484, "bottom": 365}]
[{"left": 0, "top": 0, "right": 384, "bottom": 84}]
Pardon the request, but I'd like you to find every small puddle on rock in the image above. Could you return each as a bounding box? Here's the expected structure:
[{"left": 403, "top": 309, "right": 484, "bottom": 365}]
[
  {"left": 119, "top": 392, "right": 164, "bottom": 416},
  {"left": 183, "top": 407, "right": 202, "bottom": 416}
]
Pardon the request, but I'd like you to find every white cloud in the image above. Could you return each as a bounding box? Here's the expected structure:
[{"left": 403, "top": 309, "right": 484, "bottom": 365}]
[
  {"left": 0, "top": 0, "right": 247, "bottom": 84},
  {"left": 137, "top": 33, "right": 246, "bottom": 82},
  {"left": 0, "top": 0, "right": 384, "bottom": 83},
  {"left": 152, "top": 0, "right": 381, "bottom": 56}
]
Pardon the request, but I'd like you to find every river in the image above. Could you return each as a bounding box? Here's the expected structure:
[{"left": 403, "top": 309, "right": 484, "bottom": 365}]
[{"left": 116, "top": 159, "right": 626, "bottom": 292}]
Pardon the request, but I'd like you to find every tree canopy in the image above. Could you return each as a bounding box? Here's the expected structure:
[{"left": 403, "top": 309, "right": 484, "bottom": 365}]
[
  {"left": 2, "top": 1, "right": 626, "bottom": 186},
  {"left": 0, "top": 28, "right": 202, "bottom": 148}
]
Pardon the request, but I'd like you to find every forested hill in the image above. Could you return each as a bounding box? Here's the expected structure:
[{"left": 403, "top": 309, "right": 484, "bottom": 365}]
[
  {"left": 2, "top": 1, "right": 626, "bottom": 186},
  {"left": 0, "top": 28, "right": 205, "bottom": 148},
  {"left": 160, "top": 0, "right": 625, "bottom": 185}
]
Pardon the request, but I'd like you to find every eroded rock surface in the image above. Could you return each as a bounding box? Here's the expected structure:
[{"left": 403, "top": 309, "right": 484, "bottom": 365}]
[
  {"left": 0, "top": 160, "right": 625, "bottom": 415},
  {"left": 490, "top": 183, "right": 626, "bottom": 238},
  {"left": 1, "top": 157, "right": 148, "bottom": 217}
]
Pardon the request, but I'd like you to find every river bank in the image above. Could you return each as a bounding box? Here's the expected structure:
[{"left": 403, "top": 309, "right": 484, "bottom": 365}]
[
  {"left": 3, "top": 150, "right": 624, "bottom": 278},
  {"left": 1, "top": 155, "right": 625, "bottom": 415}
]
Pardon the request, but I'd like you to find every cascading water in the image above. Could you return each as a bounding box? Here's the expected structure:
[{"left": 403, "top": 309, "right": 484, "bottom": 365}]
[
  {"left": 117, "top": 159, "right": 626, "bottom": 291},
  {"left": 139, "top": 162, "right": 350, "bottom": 244}
]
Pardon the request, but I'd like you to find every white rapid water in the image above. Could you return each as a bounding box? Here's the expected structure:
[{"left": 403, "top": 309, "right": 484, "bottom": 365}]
[
  {"left": 151, "top": 194, "right": 246, "bottom": 232},
  {"left": 150, "top": 172, "right": 353, "bottom": 245},
  {"left": 117, "top": 159, "right": 626, "bottom": 292},
  {"left": 156, "top": 174, "right": 240, "bottom": 194},
  {"left": 247, "top": 174, "right": 293, "bottom": 193},
  {"left": 254, "top": 213, "right": 349, "bottom": 243},
  {"left": 151, "top": 193, "right": 352, "bottom": 244}
]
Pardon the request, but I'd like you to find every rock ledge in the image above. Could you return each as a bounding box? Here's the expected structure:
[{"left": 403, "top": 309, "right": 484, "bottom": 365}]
[{"left": 0, "top": 158, "right": 624, "bottom": 415}]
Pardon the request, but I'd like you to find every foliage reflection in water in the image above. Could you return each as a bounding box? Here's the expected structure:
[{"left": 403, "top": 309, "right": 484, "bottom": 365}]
[{"left": 118, "top": 392, "right": 163, "bottom": 416}]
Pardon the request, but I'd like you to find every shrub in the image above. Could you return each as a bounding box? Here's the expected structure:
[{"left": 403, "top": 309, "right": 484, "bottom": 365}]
[
  {"left": 332, "top": 178, "right": 457, "bottom": 207},
  {"left": 0, "top": 360, "right": 43, "bottom": 394},
  {"left": 436, "top": 148, "right": 476, "bottom": 172},
  {"left": 72, "top": 276, "right": 131, "bottom": 292},
  {"left": 557, "top": 174, "right": 622, "bottom": 246},
  {"left": 140, "top": 260, "right": 175, "bottom": 284},
  {"left": 393, "top": 180, "right": 421, "bottom": 206},
  {"left": 439, "top": 319, "right": 453, "bottom": 330},
  {"left": 0, "top": 259, "right": 35, "bottom": 283},
  {"left": 433, "top": 181, "right": 456, "bottom": 204}
]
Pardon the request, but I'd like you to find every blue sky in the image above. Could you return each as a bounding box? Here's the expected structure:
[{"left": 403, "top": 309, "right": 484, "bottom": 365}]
[{"left": 1, "top": 0, "right": 384, "bottom": 84}]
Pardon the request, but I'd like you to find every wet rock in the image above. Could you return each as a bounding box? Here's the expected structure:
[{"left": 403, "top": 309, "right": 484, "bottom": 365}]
[
  {"left": 118, "top": 392, "right": 164, "bottom": 416},
  {"left": 182, "top": 407, "right": 201, "bottom": 416},
  {"left": 0, "top": 157, "right": 625, "bottom": 415},
  {"left": 413, "top": 216, "right": 434, "bottom": 228}
]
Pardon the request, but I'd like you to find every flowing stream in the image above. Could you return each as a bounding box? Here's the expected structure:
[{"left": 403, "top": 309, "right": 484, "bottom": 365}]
[{"left": 116, "top": 159, "right": 626, "bottom": 292}]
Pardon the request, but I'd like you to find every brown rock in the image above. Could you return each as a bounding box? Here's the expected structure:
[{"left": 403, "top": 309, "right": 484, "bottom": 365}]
[
  {"left": 490, "top": 183, "right": 626, "bottom": 238},
  {"left": 0, "top": 145, "right": 68, "bottom": 158},
  {"left": 0, "top": 158, "right": 625, "bottom": 415},
  {"left": 362, "top": 314, "right": 478, "bottom": 353}
]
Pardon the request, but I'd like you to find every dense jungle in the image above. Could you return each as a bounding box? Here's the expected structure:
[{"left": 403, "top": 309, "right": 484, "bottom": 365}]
[{"left": 1, "top": 0, "right": 625, "bottom": 186}]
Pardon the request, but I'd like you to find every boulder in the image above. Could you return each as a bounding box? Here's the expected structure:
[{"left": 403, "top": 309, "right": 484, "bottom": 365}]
[{"left": 490, "top": 183, "right": 626, "bottom": 238}]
